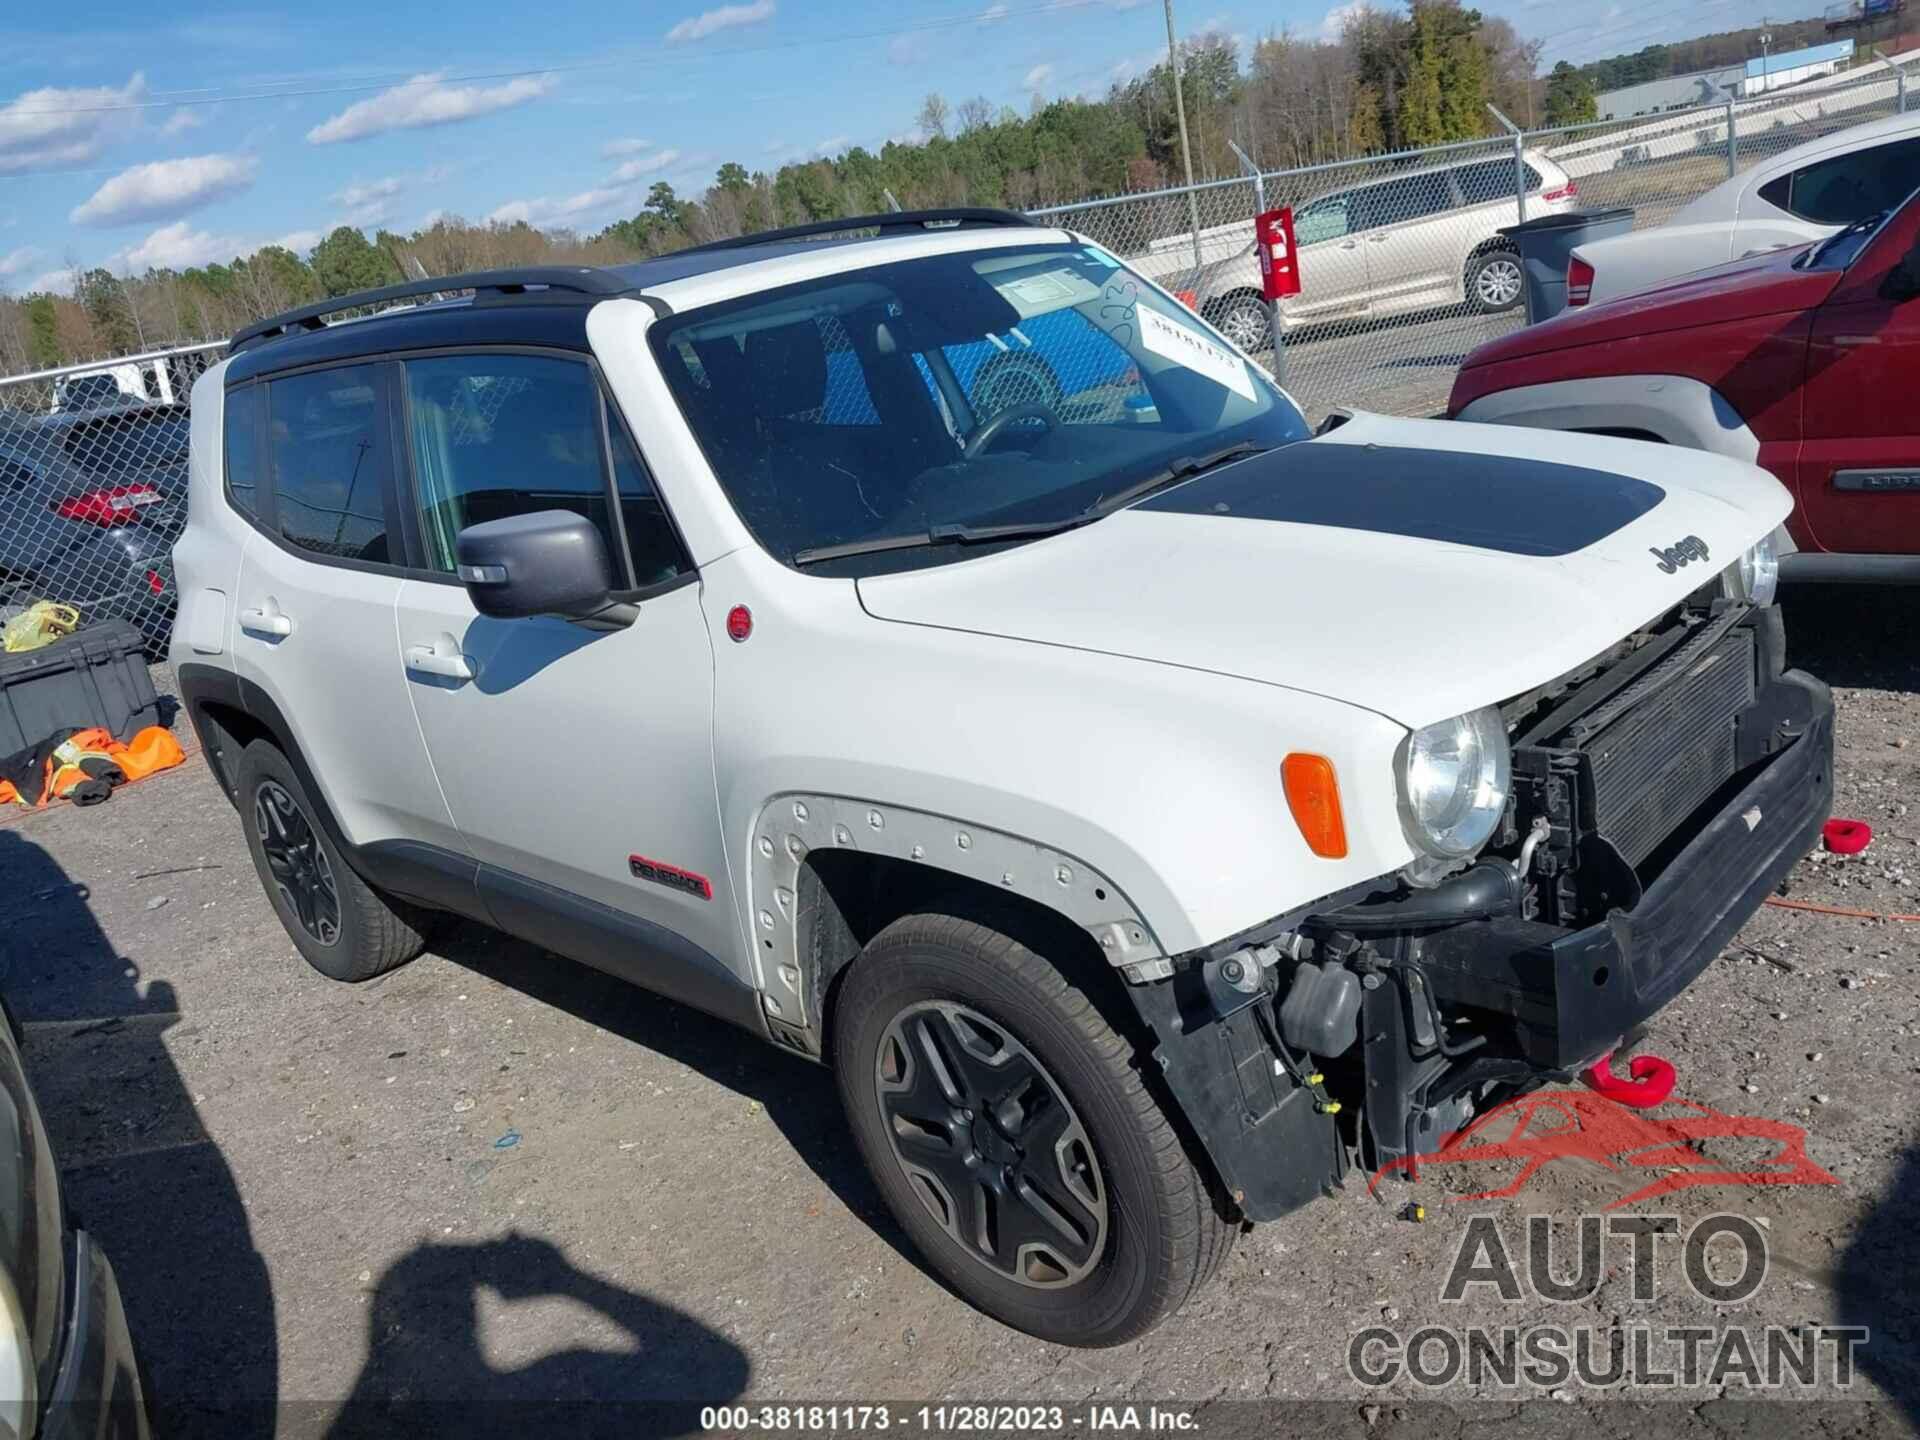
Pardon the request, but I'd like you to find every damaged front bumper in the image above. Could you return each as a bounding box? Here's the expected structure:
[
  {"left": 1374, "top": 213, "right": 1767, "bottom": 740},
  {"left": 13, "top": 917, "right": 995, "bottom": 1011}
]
[{"left": 1126, "top": 668, "right": 1834, "bottom": 1225}]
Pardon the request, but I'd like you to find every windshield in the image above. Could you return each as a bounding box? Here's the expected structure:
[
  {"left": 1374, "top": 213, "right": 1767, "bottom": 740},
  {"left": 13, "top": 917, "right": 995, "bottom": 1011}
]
[{"left": 650, "top": 241, "right": 1310, "bottom": 572}]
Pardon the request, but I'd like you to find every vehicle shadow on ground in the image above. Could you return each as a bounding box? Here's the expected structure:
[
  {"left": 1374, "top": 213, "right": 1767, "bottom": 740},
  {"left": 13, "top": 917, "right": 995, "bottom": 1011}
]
[
  {"left": 429, "top": 920, "right": 925, "bottom": 1270},
  {"left": 1837, "top": 1137, "right": 1920, "bottom": 1424},
  {"left": 0, "top": 826, "right": 277, "bottom": 1437},
  {"left": 1780, "top": 583, "right": 1920, "bottom": 694},
  {"left": 323, "top": 1231, "right": 748, "bottom": 1440}
]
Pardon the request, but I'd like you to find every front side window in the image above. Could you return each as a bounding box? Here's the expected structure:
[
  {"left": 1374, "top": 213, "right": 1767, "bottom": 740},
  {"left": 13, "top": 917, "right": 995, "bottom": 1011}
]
[
  {"left": 1758, "top": 137, "right": 1920, "bottom": 225},
  {"left": 1293, "top": 195, "right": 1351, "bottom": 245},
  {"left": 651, "top": 242, "right": 1310, "bottom": 573},
  {"left": 404, "top": 353, "right": 687, "bottom": 587},
  {"left": 266, "top": 365, "right": 392, "bottom": 563}
]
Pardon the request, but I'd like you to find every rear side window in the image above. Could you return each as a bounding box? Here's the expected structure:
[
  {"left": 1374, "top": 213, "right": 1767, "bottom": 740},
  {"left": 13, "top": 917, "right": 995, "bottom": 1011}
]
[
  {"left": 1757, "top": 137, "right": 1920, "bottom": 224},
  {"left": 1454, "top": 159, "right": 1545, "bottom": 205},
  {"left": 224, "top": 387, "right": 260, "bottom": 517},
  {"left": 266, "top": 365, "right": 393, "bottom": 564},
  {"left": 1358, "top": 172, "right": 1453, "bottom": 229}
]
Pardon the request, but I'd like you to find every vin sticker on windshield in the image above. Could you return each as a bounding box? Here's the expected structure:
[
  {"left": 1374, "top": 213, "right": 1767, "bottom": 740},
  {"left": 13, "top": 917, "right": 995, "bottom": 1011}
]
[{"left": 1136, "top": 306, "right": 1256, "bottom": 403}]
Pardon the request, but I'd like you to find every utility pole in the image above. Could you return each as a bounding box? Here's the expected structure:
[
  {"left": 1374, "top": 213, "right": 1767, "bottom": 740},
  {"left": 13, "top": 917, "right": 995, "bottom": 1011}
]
[{"left": 1164, "top": 0, "right": 1205, "bottom": 283}]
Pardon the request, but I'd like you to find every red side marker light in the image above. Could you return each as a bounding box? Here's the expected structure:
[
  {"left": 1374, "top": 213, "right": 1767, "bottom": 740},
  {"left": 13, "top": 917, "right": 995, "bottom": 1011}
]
[{"left": 726, "top": 604, "right": 753, "bottom": 642}]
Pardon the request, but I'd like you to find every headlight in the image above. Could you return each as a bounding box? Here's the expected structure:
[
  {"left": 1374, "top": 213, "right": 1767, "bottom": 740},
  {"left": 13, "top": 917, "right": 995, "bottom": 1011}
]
[
  {"left": 1720, "top": 533, "right": 1780, "bottom": 607},
  {"left": 1397, "top": 707, "right": 1512, "bottom": 867}
]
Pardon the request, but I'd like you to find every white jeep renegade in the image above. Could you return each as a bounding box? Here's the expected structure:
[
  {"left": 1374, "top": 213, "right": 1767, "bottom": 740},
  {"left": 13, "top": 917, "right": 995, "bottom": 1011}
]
[{"left": 171, "top": 208, "right": 1833, "bottom": 1346}]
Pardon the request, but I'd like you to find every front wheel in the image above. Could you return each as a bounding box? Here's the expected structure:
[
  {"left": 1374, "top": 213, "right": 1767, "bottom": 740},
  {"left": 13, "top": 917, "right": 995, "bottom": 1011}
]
[
  {"left": 1210, "top": 294, "right": 1272, "bottom": 353},
  {"left": 832, "top": 909, "right": 1234, "bottom": 1345},
  {"left": 1466, "top": 250, "right": 1525, "bottom": 314}
]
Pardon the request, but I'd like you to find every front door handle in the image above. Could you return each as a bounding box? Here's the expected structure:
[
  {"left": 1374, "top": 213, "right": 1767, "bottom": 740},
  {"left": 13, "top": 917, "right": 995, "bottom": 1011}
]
[
  {"left": 405, "top": 640, "right": 476, "bottom": 682},
  {"left": 238, "top": 603, "right": 292, "bottom": 638},
  {"left": 1340, "top": 240, "right": 1360, "bottom": 249}
]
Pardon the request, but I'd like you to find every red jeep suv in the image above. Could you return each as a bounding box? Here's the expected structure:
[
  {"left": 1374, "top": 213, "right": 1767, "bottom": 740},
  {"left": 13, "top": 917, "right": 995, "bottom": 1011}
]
[{"left": 1449, "top": 187, "right": 1920, "bottom": 581}]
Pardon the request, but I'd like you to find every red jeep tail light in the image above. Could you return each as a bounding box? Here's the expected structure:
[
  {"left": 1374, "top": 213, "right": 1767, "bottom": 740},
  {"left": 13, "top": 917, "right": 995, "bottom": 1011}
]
[
  {"left": 53, "top": 484, "right": 163, "bottom": 526},
  {"left": 1566, "top": 256, "right": 1595, "bottom": 308},
  {"left": 1541, "top": 181, "right": 1577, "bottom": 203},
  {"left": 145, "top": 569, "right": 166, "bottom": 595}
]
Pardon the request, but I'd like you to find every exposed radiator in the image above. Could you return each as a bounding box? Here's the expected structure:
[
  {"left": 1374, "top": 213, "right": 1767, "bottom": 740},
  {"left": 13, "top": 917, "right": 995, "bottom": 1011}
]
[{"left": 1573, "top": 626, "right": 1757, "bottom": 867}]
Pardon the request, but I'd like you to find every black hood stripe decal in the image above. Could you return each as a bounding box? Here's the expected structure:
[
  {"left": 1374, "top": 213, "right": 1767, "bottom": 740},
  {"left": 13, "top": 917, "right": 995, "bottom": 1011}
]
[{"left": 1136, "top": 441, "right": 1664, "bottom": 557}]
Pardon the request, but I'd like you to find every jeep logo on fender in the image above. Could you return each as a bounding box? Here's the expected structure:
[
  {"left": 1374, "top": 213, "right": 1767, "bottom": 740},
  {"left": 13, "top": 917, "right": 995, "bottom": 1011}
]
[{"left": 1649, "top": 535, "right": 1710, "bottom": 573}]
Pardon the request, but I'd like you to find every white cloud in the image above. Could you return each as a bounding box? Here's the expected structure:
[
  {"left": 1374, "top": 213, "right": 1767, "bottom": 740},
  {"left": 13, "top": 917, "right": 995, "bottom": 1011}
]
[
  {"left": 271, "top": 229, "right": 323, "bottom": 257},
  {"left": 978, "top": 3, "right": 1010, "bottom": 19},
  {"left": 0, "top": 245, "right": 38, "bottom": 278},
  {"left": 888, "top": 35, "right": 928, "bottom": 65},
  {"left": 70, "top": 152, "right": 257, "bottom": 226},
  {"left": 809, "top": 135, "right": 851, "bottom": 158},
  {"left": 609, "top": 147, "right": 682, "bottom": 182},
  {"left": 0, "top": 75, "right": 146, "bottom": 176},
  {"left": 159, "top": 108, "right": 204, "bottom": 138},
  {"left": 1320, "top": 0, "right": 1373, "bottom": 40},
  {"left": 600, "top": 136, "right": 655, "bottom": 158},
  {"left": 23, "top": 267, "right": 77, "bottom": 296},
  {"left": 307, "top": 72, "right": 553, "bottom": 145},
  {"left": 334, "top": 176, "right": 404, "bottom": 210},
  {"left": 1023, "top": 63, "right": 1055, "bottom": 93},
  {"left": 666, "top": 0, "right": 775, "bottom": 43},
  {"left": 486, "top": 185, "right": 634, "bottom": 229},
  {"left": 120, "top": 220, "right": 240, "bottom": 271}
]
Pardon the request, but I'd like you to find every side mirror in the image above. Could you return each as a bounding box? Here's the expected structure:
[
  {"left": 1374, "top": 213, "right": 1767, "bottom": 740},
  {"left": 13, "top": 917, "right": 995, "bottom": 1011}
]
[
  {"left": 454, "top": 510, "right": 628, "bottom": 625},
  {"left": 1883, "top": 245, "right": 1920, "bottom": 303}
]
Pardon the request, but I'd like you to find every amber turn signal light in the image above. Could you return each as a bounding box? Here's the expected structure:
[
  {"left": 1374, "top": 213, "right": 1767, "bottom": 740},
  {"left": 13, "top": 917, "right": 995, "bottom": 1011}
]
[{"left": 1282, "top": 753, "right": 1348, "bottom": 859}]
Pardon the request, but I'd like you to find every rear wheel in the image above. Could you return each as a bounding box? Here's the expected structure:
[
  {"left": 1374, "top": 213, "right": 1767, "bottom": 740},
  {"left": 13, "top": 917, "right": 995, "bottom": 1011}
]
[
  {"left": 236, "top": 739, "right": 432, "bottom": 982},
  {"left": 1466, "top": 250, "right": 1525, "bottom": 314},
  {"left": 833, "top": 908, "right": 1234, "bottom": 1345}
]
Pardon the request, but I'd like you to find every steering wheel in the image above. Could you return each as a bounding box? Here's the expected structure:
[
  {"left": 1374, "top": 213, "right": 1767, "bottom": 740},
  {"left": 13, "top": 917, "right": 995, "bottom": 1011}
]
[{"left": 962, "top": 403, "right": 1059, "bottom": 461}]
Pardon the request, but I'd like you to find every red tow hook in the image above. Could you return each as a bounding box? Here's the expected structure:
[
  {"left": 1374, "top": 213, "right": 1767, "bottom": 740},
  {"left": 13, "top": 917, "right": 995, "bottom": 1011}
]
[
  {"left": 1583, "top": 1050, "right": 1677, "bottom": 1108},
  {"left": 1822, "top": 818, "right": 1873, "bottom": 855}
]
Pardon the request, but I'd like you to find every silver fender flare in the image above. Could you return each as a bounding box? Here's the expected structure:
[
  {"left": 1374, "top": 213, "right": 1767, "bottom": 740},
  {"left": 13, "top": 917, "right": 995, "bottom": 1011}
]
[{"left": 748, "top": 793, "right": 1169, "bottom": 1051}]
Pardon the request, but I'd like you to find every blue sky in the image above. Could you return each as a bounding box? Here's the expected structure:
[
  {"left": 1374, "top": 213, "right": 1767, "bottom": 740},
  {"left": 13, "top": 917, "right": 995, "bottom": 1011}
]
[{"left": 0, "top": 0, "right": 1758, "bottom": 293}]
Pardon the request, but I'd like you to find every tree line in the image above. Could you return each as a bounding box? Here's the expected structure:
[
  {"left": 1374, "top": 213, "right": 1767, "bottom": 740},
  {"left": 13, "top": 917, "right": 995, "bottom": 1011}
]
[{"left": 0, "top": 0, "right": 1803, "bottom": 375}]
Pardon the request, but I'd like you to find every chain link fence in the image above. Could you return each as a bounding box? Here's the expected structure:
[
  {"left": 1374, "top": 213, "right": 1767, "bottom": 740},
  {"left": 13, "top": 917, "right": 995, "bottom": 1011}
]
[
  {"left": 4, "top": 49, "right": 1917, "bottom": 649},
  {"left": 1034, "top": 49, "right": 1920, "bottom": 423},
  {"left": 0, "top": 341, "right": 223, "bottom": 651}
]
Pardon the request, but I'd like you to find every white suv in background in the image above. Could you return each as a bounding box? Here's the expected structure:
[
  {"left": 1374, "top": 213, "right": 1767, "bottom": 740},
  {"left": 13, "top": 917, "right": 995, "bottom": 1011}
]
[
  {"left": 1128, "top": 149, "right": 1577, "bottom": 347},
  {"left": 172, "top": 209, "right": 1829, "bottom": 1347},
  {"left": 1569, "top": 110, "right": 1920, "bottom": 307}
]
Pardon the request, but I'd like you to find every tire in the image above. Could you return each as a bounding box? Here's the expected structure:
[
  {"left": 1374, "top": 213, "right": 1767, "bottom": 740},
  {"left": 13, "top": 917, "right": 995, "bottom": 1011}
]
[
  {"left": 235, "top": 739, "right": 431, "bottom": 983},
  {"left": 1466, "top": 249, "right": 1525, "bottom": 314},
  {"left": 1210, "top": 294, "right": 1272, "bottom": 353},
  {"left": 833, "top": 908, "right": 1234, "bottom": 1346}
]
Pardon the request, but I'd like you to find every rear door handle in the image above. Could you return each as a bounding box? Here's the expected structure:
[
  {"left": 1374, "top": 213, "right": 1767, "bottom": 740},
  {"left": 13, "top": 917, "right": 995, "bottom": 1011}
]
[
  {"left": 1367, "top": 233, "right": 1389, "bottom": 243},
  {"left": 1340, "top": 239, "right": 1360, "bottom": 249},
  {"left": 405, "top": 641, "right": 476, "bottom": 682},
  {"left": 238, "top": 603, "right": 292, "bottom": 638}
]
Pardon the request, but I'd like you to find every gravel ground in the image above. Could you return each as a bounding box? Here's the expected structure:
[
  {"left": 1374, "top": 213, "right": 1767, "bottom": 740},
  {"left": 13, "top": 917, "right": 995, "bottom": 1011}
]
[{"left": 0, "top": 584, "right": 1914, "bottom": 1439}]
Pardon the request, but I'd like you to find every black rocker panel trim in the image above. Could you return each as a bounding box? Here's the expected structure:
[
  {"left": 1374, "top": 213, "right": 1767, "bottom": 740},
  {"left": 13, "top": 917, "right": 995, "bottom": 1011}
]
[
  {"left": 173, "top": 662, "right": 764, "bottom": 1037},
  {"left": 1136, "top": 441, "right": 1665, "bottom": 557}
]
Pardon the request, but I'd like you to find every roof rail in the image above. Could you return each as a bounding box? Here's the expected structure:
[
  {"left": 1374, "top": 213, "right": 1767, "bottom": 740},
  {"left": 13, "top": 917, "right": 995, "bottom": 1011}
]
[
  {"left": 229, "top": 267, "right": 632, "bottom": 354},
  {"left": 675, "top": 207, "right": 1039, "bottom": 257}
]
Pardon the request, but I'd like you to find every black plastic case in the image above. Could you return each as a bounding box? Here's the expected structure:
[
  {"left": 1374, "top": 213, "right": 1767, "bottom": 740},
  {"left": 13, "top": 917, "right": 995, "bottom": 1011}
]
[{"left": 0, "top": 621, "right": 161, "bottom": 757}]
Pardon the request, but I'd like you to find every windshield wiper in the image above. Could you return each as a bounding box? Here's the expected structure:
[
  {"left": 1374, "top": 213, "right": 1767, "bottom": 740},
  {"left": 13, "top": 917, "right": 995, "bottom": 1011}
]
[
  {"left": 1805, "top": 209, "right": 1888, "bottom": 266},
  {"left": 1084, "top": 442, "right": 1270, "bottom": 518},
  {"left": 790, "top": 441, "right": 1273, "bottom": 567},
  {"left": 791, "top": 514, "right": 1096, "bottom": 566}
]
